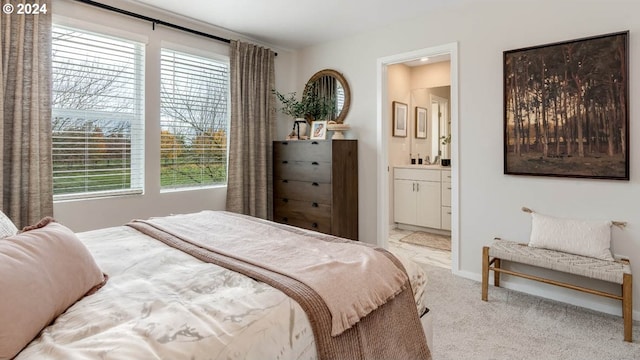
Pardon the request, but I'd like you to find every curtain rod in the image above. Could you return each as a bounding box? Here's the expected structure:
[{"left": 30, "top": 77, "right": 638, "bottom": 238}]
[
  {"left": 74, "top": 0, "right": 231, "bottom": 44},
  {"left": 74, "top": 0, "right": 278, "bottom": 56}
]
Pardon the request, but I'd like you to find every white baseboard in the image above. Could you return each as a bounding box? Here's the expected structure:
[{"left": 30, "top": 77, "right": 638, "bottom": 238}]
[{"left": 452, "top": 269, "right": 639, "bottom": 321}]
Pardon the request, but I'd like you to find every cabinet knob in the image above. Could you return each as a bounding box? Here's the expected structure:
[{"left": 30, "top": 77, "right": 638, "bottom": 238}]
[
  {"left": 447, "top": 187, "right": 451, "bottom": 190},
  {"left": 282, "top": 142, "right": 289, "bottom": 145},
  {"left": 312, "top": 202, "right": 318, "bottom": 207},
  {"left": 282, "top": 160, "right": 288, "bottom": 164},
  {"left": 311, "top": 182, "right": 319, "bottom": 186},
  {"left": 282, "top": 179, "right": 288, "bottom": 183},
  {"left": 311, "top": 141, "right": 319, "bottom": 145},
  {"left": 282, "top": 198, "right": 289, "bottom": 203},
  {"left": 447, "top": 212, "right": 452, "bottom": 215},
  {"left": 311, "top": 222, "right": 318, "bottom": 228},
  {"left": 311, "top": 161, "right": 319, "bottom": 165}
]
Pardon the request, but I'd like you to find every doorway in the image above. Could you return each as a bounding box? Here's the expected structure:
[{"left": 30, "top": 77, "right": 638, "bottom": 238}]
[{"left": 376, "top": 42, "right": 460, "bottom": 273}]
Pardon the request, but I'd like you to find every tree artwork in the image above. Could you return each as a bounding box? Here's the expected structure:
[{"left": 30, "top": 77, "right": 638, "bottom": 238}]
[{"left": 503, "top": 31, "right": 628, "bottom": 180}]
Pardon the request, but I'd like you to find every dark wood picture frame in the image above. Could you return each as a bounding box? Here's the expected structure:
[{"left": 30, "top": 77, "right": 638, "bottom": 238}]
[
  {"left": 392, "top": 101, "right": 408, "bottom": 137},
  {"left": 504, "top": 31, "right": 629, "bottom": 180},
  {"left": 415, "top": 106, "right": 427, "bottom": 139}
]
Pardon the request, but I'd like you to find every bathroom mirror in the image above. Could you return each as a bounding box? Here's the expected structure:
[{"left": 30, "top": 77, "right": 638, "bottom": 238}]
[
  {"left": 410, "top": 86, "right": 450, "bottom": 162},
  {"left": 305, "top": 69, "right": 351, "bottom": 124}
]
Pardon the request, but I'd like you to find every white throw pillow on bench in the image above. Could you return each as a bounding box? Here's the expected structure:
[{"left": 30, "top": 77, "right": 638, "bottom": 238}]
[{"left": 528, "top": 212, "right": 614, "bottom": 261}]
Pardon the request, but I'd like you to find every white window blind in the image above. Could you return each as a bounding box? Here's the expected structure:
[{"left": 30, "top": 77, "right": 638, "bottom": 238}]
[
  {"left": 160, "top": 49, "right": 229, "bottom": 190},
  {"left": 52, "top": 25, "right": 144, "bottom": 199}
]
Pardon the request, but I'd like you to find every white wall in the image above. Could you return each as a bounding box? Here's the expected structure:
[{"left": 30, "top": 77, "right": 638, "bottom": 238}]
[
  {"left": 53, "top": 0, "right": 296, "bottom": 231},
  {"left": 295, "top": 0, "right": 640, "bottom": 317}
]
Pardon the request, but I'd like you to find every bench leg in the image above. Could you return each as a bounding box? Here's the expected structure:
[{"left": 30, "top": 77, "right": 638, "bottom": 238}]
[
  {"left": 494, "top": 258, "right": 501, "bottom": 287},
  {"left": 622, "top": 273, "right": 633, "bottom": 342},
  {"left": 482, "top": 246, "right": 489, "bottom": 301}
]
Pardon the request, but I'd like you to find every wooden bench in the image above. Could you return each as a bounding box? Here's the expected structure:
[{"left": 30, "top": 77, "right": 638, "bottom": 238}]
[{"left": 481, "top": 237, "right": 633, "bottom": 342}]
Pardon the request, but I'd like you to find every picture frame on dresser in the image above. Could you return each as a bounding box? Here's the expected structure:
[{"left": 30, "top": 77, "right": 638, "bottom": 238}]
[
  {"left": 310, "top": 120, "right": 327, "bottom": 140},
  {"left": 392, "top": 101, "right": 408, "bottom": 137}
]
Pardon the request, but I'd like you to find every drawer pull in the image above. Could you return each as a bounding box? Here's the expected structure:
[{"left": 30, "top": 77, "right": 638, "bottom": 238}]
[
  {"left": 447, "top": 187, "right": 452, "bottom": 190},
  {"left": 282, "top": 179, "right": 288, "bottom": 183},
  {"left": 311, "top": 141, "right": 319, "bottom": 145},
  {"left": 312, "top": 202, "right": 318, "bottom": 207},
  {"left": 447, "top": 212, "right": 452, "bottom": 215},
  {"left": 311, "top": 222, "right": 318, "bottom": 228},
  {"left": 282, "top": 142, "right": 289, "bottom": 145},
  {"left": 282, "top": 160, "right": 288, "bottom": 164},
  {"left": 311, "top": 161, "right": 319, "bottom": 165},
  {"left": 311, "top": 182, "right": 319, "bottom": 186},
  {"left": 282, "top": 198, "right": 289, "bottom": 203}
]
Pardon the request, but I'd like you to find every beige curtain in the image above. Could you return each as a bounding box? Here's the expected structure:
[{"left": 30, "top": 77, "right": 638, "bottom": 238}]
[
  {"left": 226, "top": 40, "right": 275, "bottom": 219},
  {"left": 0, "top": 1, "right": 53, "bottom": 228}
]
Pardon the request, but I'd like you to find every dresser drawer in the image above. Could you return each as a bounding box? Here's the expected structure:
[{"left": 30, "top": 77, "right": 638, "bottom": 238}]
[
  {"left": 274, "top": 213, "right": 332, "bottom": 234},
  {"left": 274, "top": 179, "right": 331, "bottom": 203},
  {"left": 274, "top": 198, "right": 331, "bottom": 217},
  {"left": 274, "top": 140, "right": 331, "bottom": 162},
  {"left": 273, "top": 161, "right": 331, "bottom": 182},
  {"left": 274, "top": 200, "right": 331, "bottom": 233}
]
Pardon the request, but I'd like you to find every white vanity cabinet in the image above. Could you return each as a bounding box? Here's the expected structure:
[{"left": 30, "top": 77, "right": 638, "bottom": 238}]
[
  {"left": 394, "top": 167, "right": 442, "bottom": 229},
  {"left": 441, "top": 170, "right": 452, "bottom": 230}
]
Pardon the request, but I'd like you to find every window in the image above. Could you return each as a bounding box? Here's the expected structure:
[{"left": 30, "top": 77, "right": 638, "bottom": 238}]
[
  {"left": 52, "top": 25, "right": 144, "bottom": 199},
  {"left": 160, "top": 49, "right": 229, "bottom": 190}
]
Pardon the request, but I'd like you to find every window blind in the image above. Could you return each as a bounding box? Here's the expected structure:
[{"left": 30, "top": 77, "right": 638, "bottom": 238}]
[
  {"left": 160, "top": 49, "right": 229, "bottom": 190},
  {"left": 52, "top": 25, "right": 145, "bottom": 199}
]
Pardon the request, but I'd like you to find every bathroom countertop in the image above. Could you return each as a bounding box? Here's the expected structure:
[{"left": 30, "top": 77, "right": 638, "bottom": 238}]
[{"left": 394, "top": 164, "right": 451, "bottom": 170}]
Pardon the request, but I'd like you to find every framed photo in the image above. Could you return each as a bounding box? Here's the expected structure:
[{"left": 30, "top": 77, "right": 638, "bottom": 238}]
[
  {"left": 504, "top": 31, "right": 629, "bottom": 180},
  {"left": 415, "top": 107, "right": 427, "bottom": 139},
  {"left": 310, "top": 120, "right": 327, "bottom": 140},
  {"left": 392, "top": 101, "right": 408, "bottom": 137}
]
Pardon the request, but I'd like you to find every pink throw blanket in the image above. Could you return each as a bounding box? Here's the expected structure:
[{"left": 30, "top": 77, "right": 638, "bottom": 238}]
[{"left": 132, "top": 210, "right": 408, "bottom": 336}]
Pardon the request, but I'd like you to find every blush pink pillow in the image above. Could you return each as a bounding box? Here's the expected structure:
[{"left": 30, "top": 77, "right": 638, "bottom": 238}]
[{"left": 0, "top": 220, "right": 106, "bottom": 359}]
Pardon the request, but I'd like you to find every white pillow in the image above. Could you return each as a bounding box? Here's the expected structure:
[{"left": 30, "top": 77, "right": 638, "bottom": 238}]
[
  {"left": 528, "top": 212, "right": 614, "bottom": 261},
  {"left": 0, "top": 210, "right": 18, "bottom": 238}
]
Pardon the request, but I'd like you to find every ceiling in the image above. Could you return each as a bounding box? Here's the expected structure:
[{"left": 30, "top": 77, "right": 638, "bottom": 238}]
[{"left": 130, "top": 0, "right": 458, "bottom": 50}]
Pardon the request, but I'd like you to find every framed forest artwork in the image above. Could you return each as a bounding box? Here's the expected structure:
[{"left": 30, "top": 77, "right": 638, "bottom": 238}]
[{"left": 503, "top": 31, "right": 629, "bottom": 180}]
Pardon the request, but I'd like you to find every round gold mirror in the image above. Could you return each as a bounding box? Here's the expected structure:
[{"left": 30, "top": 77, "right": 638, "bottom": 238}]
[{"left": 305, "top": 69, "right": 351, "bottom": 124}]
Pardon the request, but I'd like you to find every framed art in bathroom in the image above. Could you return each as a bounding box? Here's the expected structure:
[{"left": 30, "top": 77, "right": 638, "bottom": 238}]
[
  {"left": 392, "top": 101, "right": 408, "bottom": 137},
  {"left": 415, "top": 107, "right": 427, "bottom": 139},
  {"left": 504, "top": 31, "right": 629, "bottom": 180}
]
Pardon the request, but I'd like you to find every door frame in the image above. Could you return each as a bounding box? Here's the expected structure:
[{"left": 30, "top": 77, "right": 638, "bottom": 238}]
[{"left": 376, "top": 42, "right": 460, "bottom": 273}]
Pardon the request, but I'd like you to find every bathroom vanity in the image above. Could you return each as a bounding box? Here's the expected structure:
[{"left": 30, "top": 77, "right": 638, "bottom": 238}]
[{"left": 394, "top": 165, "right": 451, "bottom": 231}]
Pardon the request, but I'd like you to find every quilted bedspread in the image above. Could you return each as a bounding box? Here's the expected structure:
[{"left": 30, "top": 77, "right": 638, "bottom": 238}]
[{"left": 16, "top": 224, "right": 427, "bottom": 359}]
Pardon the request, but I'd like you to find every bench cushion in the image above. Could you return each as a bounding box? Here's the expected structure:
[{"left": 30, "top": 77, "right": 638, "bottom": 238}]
[{"left": 489, "top": 239, "right": 630, "bottom": 284}]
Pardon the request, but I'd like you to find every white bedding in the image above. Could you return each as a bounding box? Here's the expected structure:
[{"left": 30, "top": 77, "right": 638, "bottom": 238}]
[{"left": 16, "top": 225, "right": 427, "bottom": 359}]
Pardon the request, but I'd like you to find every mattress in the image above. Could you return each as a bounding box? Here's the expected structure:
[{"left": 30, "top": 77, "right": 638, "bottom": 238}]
[{"left": 16, "top": 225, "right": 429, "bottom": 359}]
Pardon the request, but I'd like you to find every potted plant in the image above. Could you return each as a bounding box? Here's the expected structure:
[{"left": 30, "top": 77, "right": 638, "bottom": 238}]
[
  {"left": 274, "top": 83, "right": 335, "bottom": 139},
  {"left": 439, "top": 134, "right": 451, "bottom": 166}
]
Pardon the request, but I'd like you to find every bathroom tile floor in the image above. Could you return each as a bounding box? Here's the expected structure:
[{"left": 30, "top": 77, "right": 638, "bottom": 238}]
[{"left": 388, "top": 228, "right": 451, "bottom": 269}]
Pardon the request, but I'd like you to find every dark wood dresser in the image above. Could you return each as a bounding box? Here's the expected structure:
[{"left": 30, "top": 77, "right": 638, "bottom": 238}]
[{"left": 273, "top": 139, "right": 358, "bottom": 240}]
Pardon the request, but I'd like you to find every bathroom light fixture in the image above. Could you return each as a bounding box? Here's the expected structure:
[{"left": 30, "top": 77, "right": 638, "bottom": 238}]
[{"left": 420, "top": 57, "right": 429, "bottom": 62}]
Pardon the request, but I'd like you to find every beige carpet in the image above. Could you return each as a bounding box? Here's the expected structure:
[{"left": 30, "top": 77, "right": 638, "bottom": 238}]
[
  {"left": 420, "top": 262, "right": 640, "bottom": 359},
  {"left": 399, "top": 231, "right": 451, "bottom": 251}
]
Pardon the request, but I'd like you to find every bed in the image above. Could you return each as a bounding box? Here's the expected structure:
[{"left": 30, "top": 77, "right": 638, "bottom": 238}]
[{"left": 2, "top": 211, "right": 432, "bottom": 359}]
